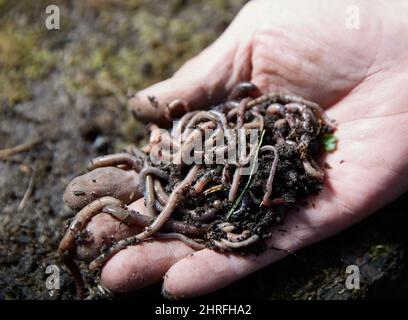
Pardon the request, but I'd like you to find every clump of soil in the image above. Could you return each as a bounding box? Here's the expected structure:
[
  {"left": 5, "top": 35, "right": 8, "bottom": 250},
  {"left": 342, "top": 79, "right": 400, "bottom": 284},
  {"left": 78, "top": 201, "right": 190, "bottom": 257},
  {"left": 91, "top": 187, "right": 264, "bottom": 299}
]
[
  {"left": 139, "top": 87, "right": 334, "bottom": 254},
  {"left": 60, "top": 83, "right": 336, "bottom": 295}
]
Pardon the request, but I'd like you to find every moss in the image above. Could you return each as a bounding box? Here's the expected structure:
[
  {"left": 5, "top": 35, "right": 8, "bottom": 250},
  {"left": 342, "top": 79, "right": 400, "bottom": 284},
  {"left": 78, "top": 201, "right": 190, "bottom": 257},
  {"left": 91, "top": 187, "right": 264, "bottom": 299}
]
[
  {"left": 370, "top": 244, "right": 393, "bottom": 257},
  {"left": 61, "top": 0, "right": 246, "bottom": 107},
  {"left": 0, "top": 26, "right": 57, "bottom": 105}
]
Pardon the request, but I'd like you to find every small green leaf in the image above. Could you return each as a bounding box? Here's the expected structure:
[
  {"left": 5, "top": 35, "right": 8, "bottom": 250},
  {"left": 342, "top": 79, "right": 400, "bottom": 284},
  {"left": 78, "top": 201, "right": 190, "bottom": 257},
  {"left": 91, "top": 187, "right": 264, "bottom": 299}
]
[
  {"left": 322, "top": 133, "right": 338, "bottom": 152},
  {"left": 226, "top": 129, "right": 266, "bottom": 220}
]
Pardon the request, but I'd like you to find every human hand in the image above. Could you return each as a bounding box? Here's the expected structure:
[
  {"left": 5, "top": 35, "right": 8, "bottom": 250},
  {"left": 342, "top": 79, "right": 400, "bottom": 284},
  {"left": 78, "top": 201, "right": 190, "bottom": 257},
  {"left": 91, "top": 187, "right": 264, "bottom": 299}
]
[{"left": 64, "top": 0, "right": 408, "bottom": 298}]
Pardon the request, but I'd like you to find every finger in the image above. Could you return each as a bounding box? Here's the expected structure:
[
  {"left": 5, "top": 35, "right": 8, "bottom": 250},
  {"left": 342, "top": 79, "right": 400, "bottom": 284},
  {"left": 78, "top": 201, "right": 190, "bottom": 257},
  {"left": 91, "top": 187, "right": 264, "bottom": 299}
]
[
  {"left": 75, "top": 199, "right": 144, "bottom": 261},
  {"left": 63, "top": 167, "right": 142, "bottom": 210},
  {"left": 162, "top": 232, "right": 291, "bottom": 299},
  {"left": 162, "top": 192, "right": 337, "bottom": 299},
  {"left": 161, "top": 134, "right": 365, "bottom": 299},
  {"left": 99, "top": 199, "right": 196, "bottom": 293},
  {"left": 161, "top": 131, "right": 348, "bottom": 299},
  {"left": 75, "top": 213, "right": 141, "bottom": 261},
  {"left": 128, "top": 3, "right": 256, "bottom": 126},
  {"left": 162, "top": 100, "right": 408, "bottom": 299}
]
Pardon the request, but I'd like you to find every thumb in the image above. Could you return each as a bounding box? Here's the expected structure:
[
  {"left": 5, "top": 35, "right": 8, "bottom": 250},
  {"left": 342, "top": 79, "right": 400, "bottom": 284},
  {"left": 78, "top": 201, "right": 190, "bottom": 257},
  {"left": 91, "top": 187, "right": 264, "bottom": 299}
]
[{"left": 128, "top": 4, "right": 256, "bottom": 126}]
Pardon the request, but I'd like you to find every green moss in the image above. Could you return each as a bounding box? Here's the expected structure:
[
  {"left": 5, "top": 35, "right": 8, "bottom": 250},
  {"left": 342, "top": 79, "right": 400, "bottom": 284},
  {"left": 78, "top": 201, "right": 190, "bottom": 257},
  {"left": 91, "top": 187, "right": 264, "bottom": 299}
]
[
  {"left": 370, "top": 244, "right": 393, "bottom": 257},
  {"left": 0, "top": 26, "right": 57, "bottom": 105},
  {"left": 61, "top": 0, "right": 245, "bottom": 105},
  {"left": 322, "top": 133, "right": 338, "bottom": 152}
]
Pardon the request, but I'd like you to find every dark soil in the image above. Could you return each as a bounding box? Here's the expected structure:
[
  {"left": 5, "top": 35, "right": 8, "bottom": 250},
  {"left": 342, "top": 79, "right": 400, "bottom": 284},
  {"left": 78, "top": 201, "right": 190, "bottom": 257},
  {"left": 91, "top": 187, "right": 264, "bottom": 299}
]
[{"left": 145, "top": 100, "right": 328, "bottom": 254}]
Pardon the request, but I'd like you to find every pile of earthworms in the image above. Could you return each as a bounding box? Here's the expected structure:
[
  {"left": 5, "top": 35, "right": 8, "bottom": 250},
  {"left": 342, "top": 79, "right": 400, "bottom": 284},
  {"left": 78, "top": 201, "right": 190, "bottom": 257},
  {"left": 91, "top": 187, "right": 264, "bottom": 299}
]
[{"left": 59, "top": 82, "right": 334, "bottom": 297}]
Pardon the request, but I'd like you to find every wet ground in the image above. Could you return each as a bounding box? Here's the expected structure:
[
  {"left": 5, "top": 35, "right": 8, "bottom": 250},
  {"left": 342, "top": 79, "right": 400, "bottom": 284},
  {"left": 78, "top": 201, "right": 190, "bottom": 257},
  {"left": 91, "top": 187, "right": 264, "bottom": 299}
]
[{"left": 0, "top": 0, "right": 407, "bottom": 300}]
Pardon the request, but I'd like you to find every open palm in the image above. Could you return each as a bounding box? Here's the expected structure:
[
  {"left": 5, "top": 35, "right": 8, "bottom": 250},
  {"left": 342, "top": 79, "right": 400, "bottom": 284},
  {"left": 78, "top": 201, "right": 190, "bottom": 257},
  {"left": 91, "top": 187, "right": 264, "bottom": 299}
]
[{"left": 64, "top": 0, "right": 408, "bottom": 298}]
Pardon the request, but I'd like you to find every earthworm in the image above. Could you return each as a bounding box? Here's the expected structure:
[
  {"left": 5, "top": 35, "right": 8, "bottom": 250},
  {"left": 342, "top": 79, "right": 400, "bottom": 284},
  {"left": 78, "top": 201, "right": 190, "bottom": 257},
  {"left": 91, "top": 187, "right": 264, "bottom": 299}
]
[
  {"left": 285, "top": 95, "right": 333, "bottom": 129},
  {"left": 153, "top": 178, "right": 169, "bottom": 205},
  {"left": 249, "top": 93, "right": 335, "bottom": 128},
  {"left": 228, "top": 81, "right": 257, "bottom": 100},
  {"left": 182, "top": 111, "right": 217, "bottom": 140},
  {"left": 155, "top": 232, "right": 206, "bottom": 250},
  {"left": 155, "top": 200, "right": 164, "bottom": 212},
  {"left": 176, "top": 121, "right": 216, "bottom": 164},
  {"left": 123, "top": 144, "right": 147, "bottom": 159},
  {"left": 242, "top": 111, "right": 264, "bottom": 130},
  {"left": 208, "top": 110, "right": 234, "bottom": 144},
  {"left": 144, "top": 174, "right": 157, "bottom": 217},
  {"left": 303, "top": 157, "right": 324, "bottom": 182},
  {"left": 140, "top": 164, "right": 202, "bottom": 237},
  {"left": 88, "top": 153, "right": 143, "bottom": 172},
  {"left": 284, "top": 102, "right": 304, "bottom": 113},
  {"left": 89, "top": 165, "right": 202, "bottom": 270},
  {"left": 139, "top": 167, "right": 169, "bottom": 217},
  {"left": 218, "top": 234, "right": 260, "bottom": 249},
  {"left": 238, "top": 136, "right": 258, "bottom": 167},
  {"left": 226, "top": 107, "right": 239, "bottom": 121},
  {"left": 274, "top": 118, "right": 287, "bottom": 131},
  {"left": 212, "top": 240, "right": 229, "bottom": 250},
  {"left": 284, "top": 112, "right": 298, "bottom": 130},
  {"left": 157, "top": 130, "right": 180, "bottom": 151},
  {"left": 202, "top": 124, "right": 224, "bottom": 152},
  {"left": 226, "top": 105, "right": 248, "bottom": 122},
  {"left": 226, "top": 97, "right": 259, "bottom": 123},
  {"left": 218, "top": 222, "right": 235, "bottom": 233},
  {"left": 247, "top": 92, "right": 318, "bottom": 109},
  {"left": 59, "top": 196, "right": 122, "bottom": 253},
  {"left": 102, "top": 205, "right": 208, "bottom": 236},
  {"left": 284, "top": 103, "right": 320, "bottom": 134},
  {"left": 266, "top": 103, "right": 285, "bottom": 116},
  {"left": 59, "top": 196, "right": 122, "bottom": 297},
  {"left": 203, "top": 127, "right": 223, "bottom": 150},
  {"left": 236, "top": 98, "right": 250, "bottom": 129},
  {"left": 184, "top": 120, "right": 216, "bottom": 145},
  {"left": 190, "top": 203, "right": 220, "bottom": 222},
  {"left": 138, "top": 166, "right": 169, "bottom": 192},
  {"left": 306, "top": 103, "right": 335, "bottom": 130},
  {"left": 62, "top": 85, "right": 336, "bottom": 290},
  {"left": 204, "top": 145, "right": 228, "bottom": 164},
  {"left": 260, "top": 145, "right": 279, "bottom": 207},
  {"left": 192, "top": 169, "right": 216, "bottom": 194},
  {"left": 273, "top": 118, "right": 287, "bottom": 144},
  {"left": 226, "top": 230, "right": 251, "bottom": 242},
  {"left": 223, "top": 100, "right": 240, "bottom": 110},
  {"left": 302, "top": 108, "right": 318, "bottom": 133},
  {"left": 165, "top": 99, "right": 191, "bottom": 121},
  {"left": 171, "top": 111, "right": 198, "bottom": 139},
  {"left": 221, "top": 164, "right": 231, "bottom": 185},
  {"left": 228, "top": 167, "right": 243, "bottom": 202},
  {"left": 60, "top": 253, "right": 86, "bottom": 299},
  {"left": 89, "top": 237, "right": 139, "bottom": 270}
]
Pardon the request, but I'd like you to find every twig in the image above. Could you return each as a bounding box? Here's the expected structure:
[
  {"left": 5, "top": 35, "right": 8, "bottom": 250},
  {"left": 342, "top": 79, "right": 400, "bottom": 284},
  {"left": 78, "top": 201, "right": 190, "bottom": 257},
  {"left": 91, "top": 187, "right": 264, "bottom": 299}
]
[
  {"left": 17, "top": 169, "right": 36, "bottom": 211},
  {"left": 0, "top": 139, "right": 41, "bottom": 160},
  {"left": 226, "top": 129, "right": 265, "bottom": 219}
]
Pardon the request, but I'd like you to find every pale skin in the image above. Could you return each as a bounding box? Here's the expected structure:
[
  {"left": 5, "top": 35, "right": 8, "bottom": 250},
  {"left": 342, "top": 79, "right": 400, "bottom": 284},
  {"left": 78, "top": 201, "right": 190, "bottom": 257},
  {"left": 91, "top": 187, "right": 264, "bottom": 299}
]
[{"left": 64, "top": 0, "right": 408, "bottom": 298}]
